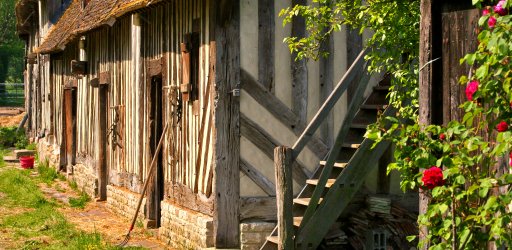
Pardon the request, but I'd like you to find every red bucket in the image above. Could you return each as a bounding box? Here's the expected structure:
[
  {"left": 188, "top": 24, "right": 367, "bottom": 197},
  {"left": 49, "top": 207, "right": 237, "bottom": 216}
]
[{"left": 19, "top": 156, "right": 35, "bottom": 169}]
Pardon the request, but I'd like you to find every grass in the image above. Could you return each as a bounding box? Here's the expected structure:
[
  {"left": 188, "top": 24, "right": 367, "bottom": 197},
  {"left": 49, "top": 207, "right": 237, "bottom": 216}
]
[
  {"left": 69, "top": 192, "right": 91, "bottom": 209},
  {"left": 0, "top": 164, "right": 143, "bottom": 249}
]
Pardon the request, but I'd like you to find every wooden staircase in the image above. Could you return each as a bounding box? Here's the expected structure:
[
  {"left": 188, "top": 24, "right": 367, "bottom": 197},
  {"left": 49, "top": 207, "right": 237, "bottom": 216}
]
[{"left": 260, "top": 49, "right": 395, "bottom": 250}]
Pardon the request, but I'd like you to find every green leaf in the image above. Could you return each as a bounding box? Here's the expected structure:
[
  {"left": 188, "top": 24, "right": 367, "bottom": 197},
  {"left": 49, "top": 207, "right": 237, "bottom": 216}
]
[
  {"left": 406, "top": 235, "right": 417, "bottom": 242},
  {"left": 455, "top": 175, "right": 466, "bottom": 185},
  {"left": 475, "top": 64, "right": 489, "bottom": 79},
  {"left": 458, "top": 229, "right": 471, "bottom": 250},
  {"left": 438, "top": 204, "right": 449, "bottom": 214}
]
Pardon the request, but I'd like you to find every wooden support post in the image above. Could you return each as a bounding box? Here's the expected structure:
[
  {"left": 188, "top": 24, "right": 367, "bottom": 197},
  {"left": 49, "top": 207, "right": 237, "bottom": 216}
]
[
  {"left": 97, "top": 85, "right": 108, "bottom": 201},
  {"left": 213, "top": 0, "right": 241, "bottom": 247},
  {"left": 274, "top": 146, "right": 294, "bottom": 250},
  {"left": 291, "top": 0, "right": 308, "bottom": 124},
  {"left": 258, "top": 0, "right": 275, "bottom": 93}
]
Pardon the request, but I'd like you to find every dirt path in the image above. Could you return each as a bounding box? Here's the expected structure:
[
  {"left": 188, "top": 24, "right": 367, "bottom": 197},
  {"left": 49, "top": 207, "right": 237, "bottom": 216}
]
[
  {"left": 1, "top": 161, "right": 170, "bottom": 249},
  {"left": 39, "top": 178, "right": 170, "bottom": 249},
  {"left": 0, "top": 108, "right": 24, "bottom": 127}
]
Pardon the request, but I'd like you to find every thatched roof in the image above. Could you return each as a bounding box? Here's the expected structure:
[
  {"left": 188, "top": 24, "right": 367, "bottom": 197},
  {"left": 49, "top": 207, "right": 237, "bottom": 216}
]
[{"left": 34, "top": 0, "right": 160, "bottom": 54}]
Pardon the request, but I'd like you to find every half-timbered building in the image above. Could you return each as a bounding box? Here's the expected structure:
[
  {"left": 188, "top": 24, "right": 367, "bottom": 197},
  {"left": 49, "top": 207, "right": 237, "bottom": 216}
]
[{"left": 16, "top": 0, "right": 418, "bottom": 248}]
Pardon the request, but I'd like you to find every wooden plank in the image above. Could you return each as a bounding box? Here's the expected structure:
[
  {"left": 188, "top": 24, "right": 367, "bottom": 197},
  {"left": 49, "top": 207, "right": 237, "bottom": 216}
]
[
  {"left": 97, "top": 85, "right": 108, "bottom": 201},
  {"left": 147, "top": 58, "right": 163, "bottom": 77},
  {"left": 295, "top": 138, "right": 393, "bottom": 249},
  {"left": 240, "top": 69, "right": 329, "bottom": 157},
  {"left": 274, "top": 146, "right": 294, "bottom": 250},
  {"left": 240, "top": 113, "right": 310, "bottom": 184},
  {"left": 240, "top": 197, "right": 277, "bottom": 222},
  {"left": 292, "top": 49, "right": 367, "bottom": 155},
  {"left": 319, "top": 29, "right": 334, "bottom": 147},
  {"left": 64, "top": 88, "right": 74, "bottom": 174},
  {"left": 291, "top": 0, "right": 308, "bottom": 124},
  {"left": 240, "top": 158, "right": 276, "bottom": 196},
  {"left": 258, "top": 0, "right": 275, "bottom": 93},
  {"left": 213, "top": 0, "right": 241, "bottom": 246},
  {"left": 346, "top": 27, "right": 363, "bottom": 103}
]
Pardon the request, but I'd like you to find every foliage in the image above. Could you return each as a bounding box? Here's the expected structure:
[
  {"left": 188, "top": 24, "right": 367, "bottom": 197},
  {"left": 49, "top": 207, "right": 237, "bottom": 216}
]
[
  {"left": 37, "top": 160, "right": 60, "bottom": 185},
  {"left": 69, "top": 192, "right": 91, "bottom": 209},
  {"left": 0, "top": 166, "right": 141, "bottom": 249},
  {"left": 281, "top": 0, "right": 512, "bottom": 248},
  {"left": 0, "top": 0, "right": 24, "bottom": 84},
  {"left": 0, "top": 126, "right": 33, "bottom": 149}
]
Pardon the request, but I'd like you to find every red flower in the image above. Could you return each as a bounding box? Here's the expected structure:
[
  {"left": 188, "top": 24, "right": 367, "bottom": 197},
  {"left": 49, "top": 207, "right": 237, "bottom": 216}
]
[
  {"left": 488, "top": 16, "right": 497, "bottom": 28},
  {"left": 422, "top": 166, "right": 445, "bottom": 190},
  {"left": 465, "top": 81, "right": 479, "bottom": 101},
  {"left": 496, "top": 121, "right": 509, "bottom": 132},
  {"left": 482, "top": 7, "right": 491, "bottom": 16},
  {"left": 494, "top": 0, "right": 508, "bottom": 16},
  {"left": 439, "top": 133, "right": 446, "bottom": 141}
]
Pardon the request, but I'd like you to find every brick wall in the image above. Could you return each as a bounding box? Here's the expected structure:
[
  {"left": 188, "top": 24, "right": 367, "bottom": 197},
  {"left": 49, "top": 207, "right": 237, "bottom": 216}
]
[
  {"left": 73, "top": 163, "right": 97, "bottom": 198},
  {"left": 240, "top": 222, "right": 276, "bottom": 250},
  {"left": 159, "top": 200, "right": 214, "bottom": 249},
  {"left": 106, "top": 185, "right": 146, "bottom": 222}
]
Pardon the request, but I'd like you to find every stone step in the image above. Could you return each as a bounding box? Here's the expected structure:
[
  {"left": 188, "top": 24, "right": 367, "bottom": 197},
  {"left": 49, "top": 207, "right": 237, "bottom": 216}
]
[{"left": 14, "top": 149, "right": 36, "bottom": 158}]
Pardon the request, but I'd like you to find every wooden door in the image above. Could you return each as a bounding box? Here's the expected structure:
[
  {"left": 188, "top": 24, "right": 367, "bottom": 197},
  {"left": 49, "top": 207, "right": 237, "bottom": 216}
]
[{"left": 146, "top": 76, "right": 164, "bottom": 227}]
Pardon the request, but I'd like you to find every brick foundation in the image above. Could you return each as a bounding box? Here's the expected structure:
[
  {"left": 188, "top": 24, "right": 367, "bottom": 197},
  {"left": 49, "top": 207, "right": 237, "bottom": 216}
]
[
  {"left": 159, "top": 200, "right": 214, "bottom": 249},
  {"left": 36, "top": 139, "right": 60, "bottom": 169},
  {"left": 240, "top": 222, "right": 276, "bottom": 250},
  {"left": 73, "top": 163, "right": 98, "bottom": 198},
  {"left": 106, "top": 185, "right": 146, "bottom": 221}
]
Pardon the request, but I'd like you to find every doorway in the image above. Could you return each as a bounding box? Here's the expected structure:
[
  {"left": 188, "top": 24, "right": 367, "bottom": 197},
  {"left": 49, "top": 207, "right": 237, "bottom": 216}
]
[
  {"left": 62, "top": 87, "right": 76, "bottom": 174},
  {"left": 147, "top": 75, "right": 164, "bottom": 227}
]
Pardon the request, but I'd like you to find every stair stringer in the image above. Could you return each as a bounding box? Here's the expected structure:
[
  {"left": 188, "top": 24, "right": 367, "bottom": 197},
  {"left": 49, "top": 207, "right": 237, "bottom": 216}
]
[{"left": 294, "top": 137, "right": 393, "bottom": 249}]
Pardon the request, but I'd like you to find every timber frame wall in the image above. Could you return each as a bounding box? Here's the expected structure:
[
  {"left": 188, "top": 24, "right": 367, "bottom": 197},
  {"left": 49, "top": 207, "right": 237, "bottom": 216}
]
[{"left": 17, "top": 0, "right": 408, "bottom": 248}]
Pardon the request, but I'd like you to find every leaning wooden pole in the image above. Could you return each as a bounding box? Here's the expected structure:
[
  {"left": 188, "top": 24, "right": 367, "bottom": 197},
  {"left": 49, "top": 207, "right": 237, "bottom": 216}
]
[{"left": 274, "top": 146, "right": 294, "bottom": 250}]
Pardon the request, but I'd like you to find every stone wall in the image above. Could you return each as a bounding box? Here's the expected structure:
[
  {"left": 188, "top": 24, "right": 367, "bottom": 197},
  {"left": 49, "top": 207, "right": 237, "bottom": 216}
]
[
  {"left": 72, "top": 163, "right": 98, "bottom": 198},
  {"left": 240, "top": 222, "right": 276, "bottom": 250},
  {"left": 106, "top": 185, "right": 146, "bottom": 221},
  {"left": 36, "top": 139, "right": 60, "bottom": 169},
  {"left": 159, "top": 200, "right": 214, "bottom": 249}
]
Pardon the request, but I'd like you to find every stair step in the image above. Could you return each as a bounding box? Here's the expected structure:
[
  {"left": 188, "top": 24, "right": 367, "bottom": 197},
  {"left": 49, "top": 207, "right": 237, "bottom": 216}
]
[
  {"left": 293, "top": 198, "right": 324, "bottom": 206},
  {"left": 306, "top": 179, "right": 336, "bottom": 188},
  {"left": 374, "top": 85, "right": 390, "bottom": 91},
  {"left": 343, "top": 142, "right": 361, "bottom": 149},
  {"left": 361, "top": 104, "right": 387, "bottom": 110},
  {"left": 294, "top": 216, "right": 303, "bottom": 227},
  {"left": 350, "top": 123, "right": 368, "bottom": 129},
  {"left": 267, "top": 236, "right": 279, "bottom": 244},
  {"left": 319, "top": 161, "right": 347, "bottom": 168}
]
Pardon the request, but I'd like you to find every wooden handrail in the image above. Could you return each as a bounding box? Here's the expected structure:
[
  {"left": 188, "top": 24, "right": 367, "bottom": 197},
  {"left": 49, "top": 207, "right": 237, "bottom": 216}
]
[
  {"left": 297, "top": 61, "right": 372, "bottom": 232},
  {"left": 291, "top": 48, "right": 368, "bottom": 156}
]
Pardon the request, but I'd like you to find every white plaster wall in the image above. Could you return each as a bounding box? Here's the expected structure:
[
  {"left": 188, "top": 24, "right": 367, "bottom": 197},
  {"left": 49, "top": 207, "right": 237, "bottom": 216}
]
[{"left": 240, "top": 0, "right": 258, "bottom": 79}]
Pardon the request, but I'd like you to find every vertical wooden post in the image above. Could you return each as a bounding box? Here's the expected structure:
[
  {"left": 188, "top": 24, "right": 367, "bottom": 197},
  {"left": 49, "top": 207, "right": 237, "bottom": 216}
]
[
  {"left": 64, "top": 88, "right": 74, "bottom": 175},
  {"left": 97, "top": 85, "right": 108, "bottom": 201},
  {"left": 274, "top": 146, "right": 294, "bottom": 250},
  {"left": 213, "top": 0, "right": 241, "bottom": 247},
  {"left": 258, "top": 0, "right": 275, "bottom": 93},
  {"left": 291, "top": 0, "right": 308, "bottom": 124}
]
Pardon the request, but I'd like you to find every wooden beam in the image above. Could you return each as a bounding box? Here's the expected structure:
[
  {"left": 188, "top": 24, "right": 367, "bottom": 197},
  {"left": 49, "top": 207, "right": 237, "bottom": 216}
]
[
  {"left": 240, "top": 158, "right": 276, "bottom": 196},
  {"left": 240, "top": 69, "right": 329, "bottom": 157},
  {"left": 291, "top": 0, "right": 308, "bottom": 124},
  {"left": 258, "top": 0, "right": 275, "bottom": 93},
  {"left": 165, "top": 181, "right": 214, "bottom": 216},
  {"left": 319, "top": 29, "right": 334, "bottom": 147},
  {"left": 240, "top": 113, "right": 310, "bottom": 184},
  {"left": 274, "top": 146, "right": 294, "bottom": 250},
  {"left": 97, "top": 85, "right": 108, "bottom": 201},
  {"left": 240, "top": 197, "right": 277, "bottom": 222},
  {"left": 213, "top": 0, "right": 241, "bottom": 247},
  {"left": 346, "top": 27, "right": 363, "bottom": 103}
]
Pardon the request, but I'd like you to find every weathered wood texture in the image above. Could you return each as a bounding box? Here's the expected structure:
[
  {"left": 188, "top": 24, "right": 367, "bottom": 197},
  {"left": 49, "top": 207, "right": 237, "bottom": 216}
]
[
  {"left": 274, "top": 146, "right": 294, "bottom": 250},
  {"left": 240, "top": 197, "right": 277, "bottom": 222},
  {"left": 441, "top": 9, "right": 478, "bottom": 123},
  {"left": 291, "top": 0, "right": 308, "bottom": 124},
  {"left": 213, "top": 0, "right": 241, "bottom": 247},
  {"left": 240, "top": 113, "right": 309, "bottom": 184},
  {"left": 258, "top": 0, "right": 274, "bottom": 93},
  {"left": 240, "top": 159, "right": 276, "bottom": 196}
]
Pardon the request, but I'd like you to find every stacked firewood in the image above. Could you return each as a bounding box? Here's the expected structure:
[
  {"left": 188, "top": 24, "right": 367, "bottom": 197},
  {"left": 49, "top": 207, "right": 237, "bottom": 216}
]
[{"left": 320, "top": 196, "right": 417, "bottom": 249}]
